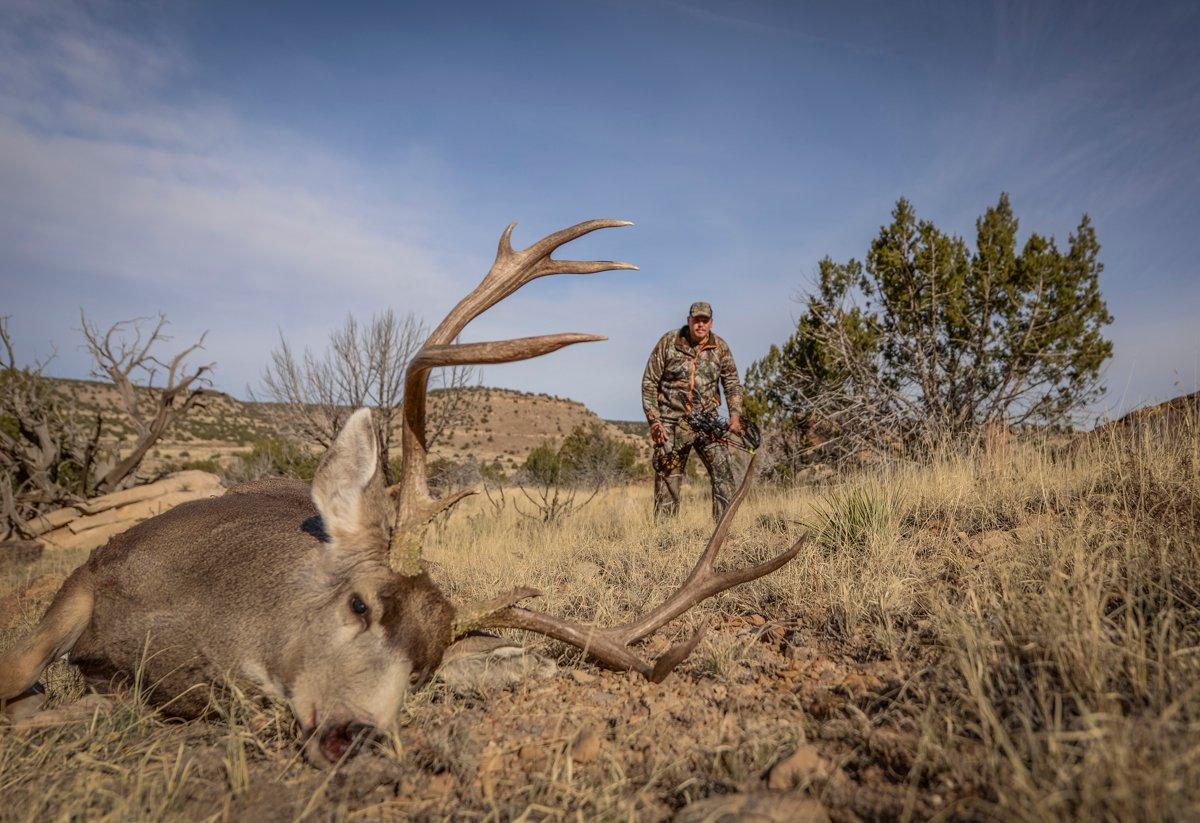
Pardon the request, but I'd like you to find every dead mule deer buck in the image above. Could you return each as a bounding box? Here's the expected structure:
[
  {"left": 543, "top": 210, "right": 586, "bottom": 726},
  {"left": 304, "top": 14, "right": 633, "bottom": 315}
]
[{"left": 0, "top": 220, "right": 804, "bottom": 765}]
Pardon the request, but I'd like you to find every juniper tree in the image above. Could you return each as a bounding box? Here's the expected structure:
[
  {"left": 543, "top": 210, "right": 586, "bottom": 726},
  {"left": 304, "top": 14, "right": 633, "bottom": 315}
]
[{"left": 747, "top": 194, "right": 1112, "bottom": 460}]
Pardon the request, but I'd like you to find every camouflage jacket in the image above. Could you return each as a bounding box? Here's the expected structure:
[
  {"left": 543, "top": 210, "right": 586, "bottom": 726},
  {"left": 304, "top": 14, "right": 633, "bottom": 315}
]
[{"left": 642, "top": 328, "right": 744, "bottom": 425}]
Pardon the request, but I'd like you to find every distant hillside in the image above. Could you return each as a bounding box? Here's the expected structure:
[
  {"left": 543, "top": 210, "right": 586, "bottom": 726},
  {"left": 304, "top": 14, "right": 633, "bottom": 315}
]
[
  {"left": 40, "top": 378, "right": 649, "bottom": 475},
  {"left": 606, "top": 419, "right": 648, "bottom": 437},
  {"left": 1093, "top": 391, "right": 1200, "bottom": 436}
]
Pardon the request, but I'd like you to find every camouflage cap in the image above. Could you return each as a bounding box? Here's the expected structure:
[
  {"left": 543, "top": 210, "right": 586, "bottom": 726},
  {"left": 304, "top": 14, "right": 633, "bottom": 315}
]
[{"left": 688, "top": 301, "right": 713, "bottom": 319}]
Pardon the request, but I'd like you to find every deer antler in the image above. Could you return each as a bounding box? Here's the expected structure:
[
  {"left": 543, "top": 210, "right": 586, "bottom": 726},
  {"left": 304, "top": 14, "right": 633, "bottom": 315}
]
[
  {"left": 388, "top": 219, "right": 637, "bottom": 574},
  {"left": 455, "top": 453, "right": 806, "bottom": 682}
]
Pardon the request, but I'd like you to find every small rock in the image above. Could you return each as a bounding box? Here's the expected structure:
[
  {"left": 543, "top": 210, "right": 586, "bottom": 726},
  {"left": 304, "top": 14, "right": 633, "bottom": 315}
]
[
  {"left": 676, "top": 792, "right": 828, "bottom": 822},
  {"left": 768, "top": 625, "right": 788, "bottom": 640},
  {"left": 425, "top": 772, "right": 454, "bottom": 796},
  {"left": 478, "top": 741, "right": 503, "bottom": 775},
  {"left": 817, "top": 666, "right": 842, "bottom": 685},
  {"left": 768, "top": 744, "right": 829, "bottom": 790},
  {"left": 570, "top": 669, "right": 597, "bottom": 685},
  {"left": 437, "top": 637, "right": 557, "bottom": 693},
  {"left": 841, "top": 671, "right": 884, "bottom": 693},
  {"left": 570, "top": 724, "right": 604, "bottom": 764},
  {"left": 749, "top": 614, "right": 767, "bottom": 627},
  {"left": 785, "top": 644, "right": 813, "bottom": 661}
]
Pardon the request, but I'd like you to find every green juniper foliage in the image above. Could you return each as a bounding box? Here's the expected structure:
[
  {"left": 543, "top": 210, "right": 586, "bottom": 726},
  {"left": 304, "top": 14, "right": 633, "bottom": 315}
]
[{"left": 747, "top": 194, "right": 1112, "bottom": 455}]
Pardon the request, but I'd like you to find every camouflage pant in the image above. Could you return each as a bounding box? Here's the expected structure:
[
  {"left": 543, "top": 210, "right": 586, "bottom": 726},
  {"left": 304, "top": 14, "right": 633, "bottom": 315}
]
[{"left": 652, "top": 423, "right": 736, "bottom": 521}]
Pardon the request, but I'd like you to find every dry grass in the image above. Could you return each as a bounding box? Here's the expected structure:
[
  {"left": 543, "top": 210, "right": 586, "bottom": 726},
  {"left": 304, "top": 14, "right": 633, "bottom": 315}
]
[{"left": 1, "top": 414, "right": 1197, "bottom": 820}]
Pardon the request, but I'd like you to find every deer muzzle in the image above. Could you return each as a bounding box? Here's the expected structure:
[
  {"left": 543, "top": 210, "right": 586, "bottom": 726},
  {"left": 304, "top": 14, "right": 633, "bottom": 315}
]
[{"left": 305, "top": 720, "right": 375, "bottom": 767}]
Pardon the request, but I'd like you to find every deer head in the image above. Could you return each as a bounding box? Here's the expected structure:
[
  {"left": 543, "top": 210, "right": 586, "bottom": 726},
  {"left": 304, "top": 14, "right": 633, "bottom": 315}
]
[{"left": 285, "top": 407, "right": 454, "bottom": 763}]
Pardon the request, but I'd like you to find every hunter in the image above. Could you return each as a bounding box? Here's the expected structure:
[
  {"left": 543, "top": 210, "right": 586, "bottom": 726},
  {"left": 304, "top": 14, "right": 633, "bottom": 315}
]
[{"left": 642, "top": 301, "right": 745, "bottom": 520}]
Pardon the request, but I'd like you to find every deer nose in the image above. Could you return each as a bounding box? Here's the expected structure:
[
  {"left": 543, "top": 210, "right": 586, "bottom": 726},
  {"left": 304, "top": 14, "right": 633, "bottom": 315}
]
[{"left": 312, "top": 721, "right": 375, "bottom": 765}]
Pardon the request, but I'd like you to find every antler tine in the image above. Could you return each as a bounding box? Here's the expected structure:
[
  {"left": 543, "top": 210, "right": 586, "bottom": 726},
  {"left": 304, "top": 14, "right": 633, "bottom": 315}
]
[
  {"left": 429, "top": 219, "right": 637, "bottom": 346},
  {"left": 388, "top": 220, "right": 636, "bottom": 575},
  {"left": 412, "top": 333, "right": 607, "bottom": 371},
  {"left": 460, "top": 454, "right": 807, "bottom": 681},
  {"left": 611, "top": 453, "right": 780, "bottom": 645}
]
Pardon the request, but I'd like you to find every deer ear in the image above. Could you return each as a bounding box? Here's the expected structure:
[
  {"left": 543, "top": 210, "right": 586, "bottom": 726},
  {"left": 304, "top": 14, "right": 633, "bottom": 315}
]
[{"left": 312, "top": 409, "right": 386, "bottom": 540}]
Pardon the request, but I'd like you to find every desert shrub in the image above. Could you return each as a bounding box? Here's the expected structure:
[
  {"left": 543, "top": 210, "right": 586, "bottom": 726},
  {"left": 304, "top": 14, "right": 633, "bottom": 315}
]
[
  {"left": 521, "top": 423, "right": 640, "bottom": 490},
  {"left": 425, "top": 456, "right": 481, "bottom": 495},
  {"left": 807, "top": 483, "right": 896, "bottom": 555},
  {"left": 512, "top": 425, "right": 640, "bottom": 523},
  {"left": 520, "top": 443, "right": 563, "bottom": 488},
  {"left": 480, "top": 459, "right": 506, "bottom": 483},
  {"left": 223, "top": 437, "right": 320, "bottom": 483},
  {"left": 169, "top": 458, "right": 223, "bottom": 475},
  {"left": 256, "top": 309, "right": 475, "bottom": 485}
]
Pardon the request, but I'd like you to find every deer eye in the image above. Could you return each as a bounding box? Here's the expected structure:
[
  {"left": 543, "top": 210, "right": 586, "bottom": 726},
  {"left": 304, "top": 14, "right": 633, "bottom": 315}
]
[{"left": 350, "top": 594, "right": 369, "bottom": 620}]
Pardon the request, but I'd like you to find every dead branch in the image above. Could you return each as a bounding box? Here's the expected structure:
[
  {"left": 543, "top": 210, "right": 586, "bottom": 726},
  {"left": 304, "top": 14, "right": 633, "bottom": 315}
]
[{"left": 80, "top": 312, "right": 213, "bottom": 493}]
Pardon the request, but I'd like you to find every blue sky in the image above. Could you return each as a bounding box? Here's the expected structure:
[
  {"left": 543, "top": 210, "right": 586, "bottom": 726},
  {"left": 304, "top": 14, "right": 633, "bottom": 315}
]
[{"left": 2, "top": 0, "right": 1197, "bottom": 421}]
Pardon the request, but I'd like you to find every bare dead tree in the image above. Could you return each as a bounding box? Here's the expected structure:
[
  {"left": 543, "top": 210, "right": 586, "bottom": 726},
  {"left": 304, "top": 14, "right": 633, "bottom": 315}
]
[
  {"left": 425, "top": 368, "right": 476, "bottom": 452},
  {"left": 80, "top": 312, "right": 214, "bottom": 493},
  {"left": 1, "top": 313, "right": 212, "bottom": 538},
  {"left": 257, "top": 309, "right": 475, "bottom": 485},
  {"left": 481, "top": 482, "right": 507, "bottom": 516}
]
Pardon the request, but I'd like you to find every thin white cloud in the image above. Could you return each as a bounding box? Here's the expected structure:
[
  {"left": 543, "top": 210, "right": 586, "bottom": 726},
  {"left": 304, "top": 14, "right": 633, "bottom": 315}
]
[{"left": 0, "top": 0, "right": 461, "bottom": 316}]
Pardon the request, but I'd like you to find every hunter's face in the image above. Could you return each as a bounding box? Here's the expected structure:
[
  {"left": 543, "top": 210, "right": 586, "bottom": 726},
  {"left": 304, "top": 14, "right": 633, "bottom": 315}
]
[{"left": 689, "top": 314, "right": 712, "bottom": 343}]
